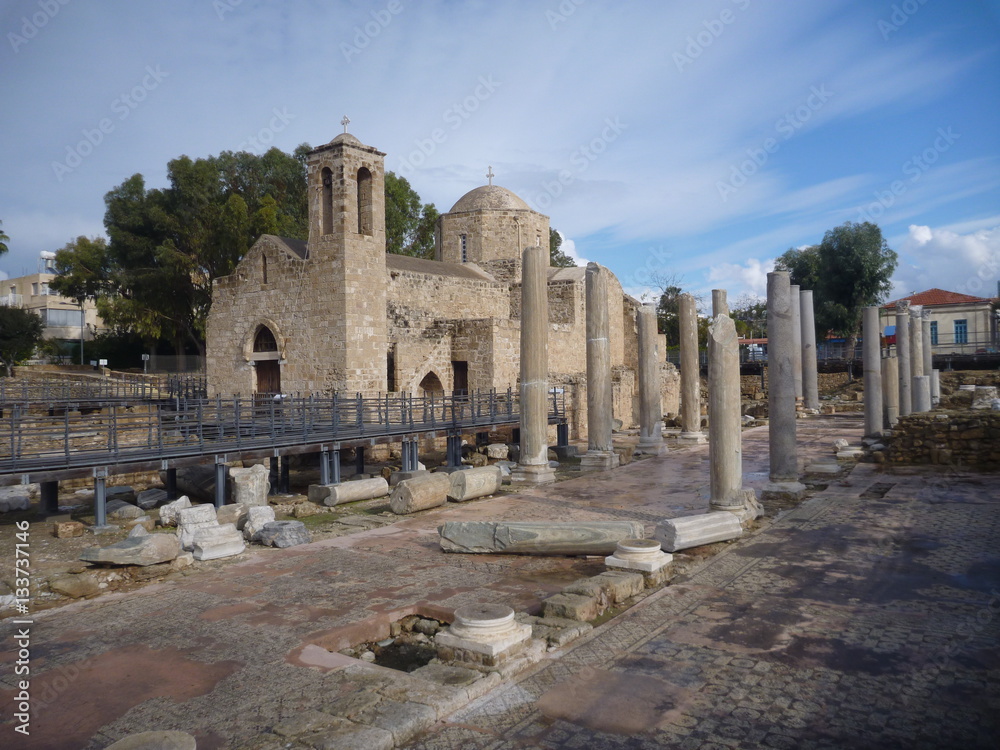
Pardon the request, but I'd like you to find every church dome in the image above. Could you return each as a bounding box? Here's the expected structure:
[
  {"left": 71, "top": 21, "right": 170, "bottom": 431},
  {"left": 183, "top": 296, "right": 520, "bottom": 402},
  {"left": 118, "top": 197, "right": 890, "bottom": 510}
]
[
  {"left": 328, "top": 132, "right": 363, "bottom": 147},
  {"left": 449, "top": 185, "right": 530, "bottom": 213}
]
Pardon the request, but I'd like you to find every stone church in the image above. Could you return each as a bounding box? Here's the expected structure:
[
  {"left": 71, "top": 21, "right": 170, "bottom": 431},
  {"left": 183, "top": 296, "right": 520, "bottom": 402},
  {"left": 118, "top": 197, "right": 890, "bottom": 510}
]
[{"left": 205, "top": 129, "right": 678, "bottom": 436}]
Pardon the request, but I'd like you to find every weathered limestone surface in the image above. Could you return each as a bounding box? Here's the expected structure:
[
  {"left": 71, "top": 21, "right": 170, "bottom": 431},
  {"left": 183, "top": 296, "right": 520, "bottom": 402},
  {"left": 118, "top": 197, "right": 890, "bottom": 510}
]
[
  {"left": 605, "top": 538, "right": 672, "bottom": 573},
  {"left": 216, "top": 503, "right": 248, "bottom": 528},
  {"left": 158, "top": 495, "right": 191, "bottom": 527},
  {"left": 255, "top": 520, "right": 311, "bottom": 548},
  {"left": 882, "top": 356, "right": 899, "bottom": 428},
  {"left": 678, "top": 293, "right": 705, "bottom": 442},
  {"left": 655, "top": 512, "right": 743, "bottom": 552},
  {"left": 80, "top": 533, "right": 180, "bottom": 566},
  {"left": 766, "top": 271, "right": 798, "bottom": 483},
  {"left": 863, "top": 306, "right": 883, "bottom": 437},
  {"left": 485, "top": 443, "right": 509, "bottom": 459},
  {"left": 177, "top": 504, "right": 219, "bottom": 551},
  {"left": 708, "top": 314, "right": 744, "bottom": 511},
  {"left": 136, "top": 488, "right": 168, "bottom": 510},
  {"left": 243, "top": 505, "right": 275, "bottom": 540},
  {"left": 921, "top": 308, "right": 933, "bottom": 378},
  {"left": 972, "top": 386, "right": 999, "bottom": 409},
  {"left": 105, "top": 731, "right": 197, "bottom": 750},
  {"left": 439, "top": 520, "right": 646, "bottom": 556},
  {"left": 711, "top": 289, "right": 729, "bottom": 316},
  {"left": 790, "top": 285, "right": 803, "bottom": 401},
  {"left": 800, "top": 289, "right": 820, "bottom": 410},
  {"left": 106, "top": 500, "right": 146, "bottom": 520},
  {"left": 310, "top": 477, "right": 389, "bottom": 506},
  {"left": 913, "top": 375, "right": 932, "bottom": 413},
  {"left": 390, "top": 472, "right": 451, "bottom": 514},
  {"left": 637, "top": 303, "right": 664, "bottom": 453},
  {"left": 192, "top": 524, "right": 246, "bottom": 560},
  {"left": 930, "top": 368, "right": 940, "bottom": 405},
  {"left": 896, "top": 300, "right": 912, "bottom": 416},
  {"left": 229, "top": 463, "right": 270, "bottom": 506},
  {"left": 448, "top": 466, "right": 502, "bottom": 502},
  {"left": 581, "top": 262, "right": 620, "bottom": 470}
]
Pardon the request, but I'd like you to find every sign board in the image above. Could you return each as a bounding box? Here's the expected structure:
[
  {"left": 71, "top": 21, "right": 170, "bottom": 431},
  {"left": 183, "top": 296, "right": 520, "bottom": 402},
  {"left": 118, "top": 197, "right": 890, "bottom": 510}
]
[
  {"left": 99, "top": 359, "right": 108, "bottom": 366},
  {"left": 141, "top": 354, "right": 150, "bottom": 361}
]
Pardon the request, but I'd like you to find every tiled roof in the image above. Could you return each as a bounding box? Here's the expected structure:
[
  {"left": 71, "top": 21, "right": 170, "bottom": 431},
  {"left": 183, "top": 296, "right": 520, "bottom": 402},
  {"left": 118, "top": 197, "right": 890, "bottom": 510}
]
[{"left": 882, "top": 288, "right": 995, "bottom": 308}]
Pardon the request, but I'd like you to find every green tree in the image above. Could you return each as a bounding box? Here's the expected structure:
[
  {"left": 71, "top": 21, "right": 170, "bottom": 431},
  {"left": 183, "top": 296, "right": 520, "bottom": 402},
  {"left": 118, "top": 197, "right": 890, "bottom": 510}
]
[
  {"left": 777, "top": 221, "right": 897, "bottom": 358},
  {"left": 385, "top": 172, "right": 439, "bottom": 259},
  {"left": 0, "top": 219, "right": 9, "bottom": 257},
  {"left": 730, "top": 293, "right": 767, "bottom": 339},
  {"left": 0, "top": 306, "right": 44, "bottom": 376},
  {"left": 549, "top": 228, "right": 576, "bottom": 267}
]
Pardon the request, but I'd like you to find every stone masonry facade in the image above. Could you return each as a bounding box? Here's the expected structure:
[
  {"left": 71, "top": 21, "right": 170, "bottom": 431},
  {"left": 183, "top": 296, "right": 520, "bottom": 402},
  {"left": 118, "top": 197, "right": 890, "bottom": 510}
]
[{"left": 206, "top": 129, "right": 679, "bottom": 436}]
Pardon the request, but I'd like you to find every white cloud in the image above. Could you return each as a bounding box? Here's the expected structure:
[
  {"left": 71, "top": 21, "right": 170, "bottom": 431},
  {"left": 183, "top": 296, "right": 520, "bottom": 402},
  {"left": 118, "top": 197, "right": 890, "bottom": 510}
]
[
  {"left": 892, "top": 224, "right": 1000, "bottom": 298},
  {"left": 707, "top": 258, "right": 776, "bottom": 298},
  {"left": 557, "top": 232, "right": 590, "bottom": 267}
]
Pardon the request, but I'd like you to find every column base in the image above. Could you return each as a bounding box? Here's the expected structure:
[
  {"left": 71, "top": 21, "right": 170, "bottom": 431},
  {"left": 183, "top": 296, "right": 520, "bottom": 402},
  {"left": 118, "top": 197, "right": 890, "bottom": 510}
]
[
  {"left": 579, "top": 450, "right": 620, "bottom": 471},
  {"left": 677, "top": 431, "right": 707, "bottom": 445},
  {"left": 710, "top": 489, "right": 762, "bottom": 521},
  {"left": 635, "top": 440, "right": 668, "bottom": 456},
  {"left": 511, "top": 463, "right": 557, "bottom": 484},
  {"left": 761, "top": 481, "right": 806, "bottom": 502}
]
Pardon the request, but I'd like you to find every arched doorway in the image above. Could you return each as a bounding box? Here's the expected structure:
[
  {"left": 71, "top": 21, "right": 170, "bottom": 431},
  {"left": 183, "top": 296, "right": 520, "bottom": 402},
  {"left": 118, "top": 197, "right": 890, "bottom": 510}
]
[
  {"left": 253, "top": 325, "right": 281, "bottom": 396},
  {"left": 417, "top": 371, "right": 444, "bottom": 396}
]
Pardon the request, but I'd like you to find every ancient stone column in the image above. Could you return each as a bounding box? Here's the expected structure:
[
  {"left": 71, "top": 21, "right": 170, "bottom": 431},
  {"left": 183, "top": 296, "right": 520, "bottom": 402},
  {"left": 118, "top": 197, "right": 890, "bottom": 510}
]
[
  {"left": 708, "top": 314, "right": 748, "bottom": 513},
  {"left": 581, "top": 263, "right": 619, "bottom": 470},
  {"left": 637, "top": 302, "right": 665, "bottom": 455},
  {"left": 882, "top": 356, "right": 899, "bottom": 428},
  {"left": 913, "top": 375, "right": 932, "bottom": 413},
  {"left": 896, "top": 300, "right": 912, "bottom": 416},
  {"left": 712, "top": 289, "right": 729, "bottom": 317},
  {"left": 678, "top": 292, "right": 706, "bottom": 443},
  {"left": 790, "top": 285, "right": 803, "bottom": 404},
  {"left": 909, "top": 305, "right": 924, "bottom": 382},
  {"left": 764, "top": 271, "right": 804, "bottom": 499},
  {"left": 930, "top": 368, "right": 941, "bottom": 405},
  {"left": 800, "top": 290, "right": 820, "bottom": 411},
  {"left": 513, "top": 245, "right": 556, "bottom": 484},
  {"left": 921, "top": 308, "right": 933, "bottom": 377},
  {"left": 863, "top": 306, "right": 883, "bottom": 438}
]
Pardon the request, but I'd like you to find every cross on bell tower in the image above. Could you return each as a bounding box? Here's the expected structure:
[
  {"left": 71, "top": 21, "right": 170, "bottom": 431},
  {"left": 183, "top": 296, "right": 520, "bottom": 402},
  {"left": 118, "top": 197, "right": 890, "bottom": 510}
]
[
  {"left": 341, "top": 115, "right": 351, "bottom": 134},
  {"left": 486, "top": 165, "right": 494, "bottom": 186}
]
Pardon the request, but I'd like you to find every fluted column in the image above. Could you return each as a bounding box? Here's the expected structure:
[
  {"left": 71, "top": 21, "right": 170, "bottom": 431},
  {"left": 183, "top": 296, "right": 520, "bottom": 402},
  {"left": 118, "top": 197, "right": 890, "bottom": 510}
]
[
  {"left": 637, "top": 303, "right": 665, "bottom": 455},
  {"left": 678, "top": 293, "right": 706, "bottom": 443},
  {"left": 513, "top": 245, "right": 556, "bottom": 484},
  {"left": 580, "top": 263, "right": 619, "bottom": 471}
]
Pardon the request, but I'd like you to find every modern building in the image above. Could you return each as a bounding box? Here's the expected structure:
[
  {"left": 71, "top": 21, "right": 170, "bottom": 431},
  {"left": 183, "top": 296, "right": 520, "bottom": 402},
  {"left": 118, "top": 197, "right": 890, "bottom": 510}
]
[
  {"left": 0, "top": 252, "right": 103, "bottom": 356},
  {"left": 881, "top": 288, "right": 998, "bottom": 355}
]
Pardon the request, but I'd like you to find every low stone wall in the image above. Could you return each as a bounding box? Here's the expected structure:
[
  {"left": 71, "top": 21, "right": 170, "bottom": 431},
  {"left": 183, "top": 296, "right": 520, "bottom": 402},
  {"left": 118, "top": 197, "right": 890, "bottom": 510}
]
[{"left": 887, "top": 410, "right": 1000, "bottom": 468}]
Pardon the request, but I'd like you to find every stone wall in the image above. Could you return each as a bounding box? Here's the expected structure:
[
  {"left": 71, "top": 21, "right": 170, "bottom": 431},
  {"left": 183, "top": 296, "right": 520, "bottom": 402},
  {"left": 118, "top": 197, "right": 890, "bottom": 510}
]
[{"left": 887, "top": 410, "right": 1000, "bottom": 468}]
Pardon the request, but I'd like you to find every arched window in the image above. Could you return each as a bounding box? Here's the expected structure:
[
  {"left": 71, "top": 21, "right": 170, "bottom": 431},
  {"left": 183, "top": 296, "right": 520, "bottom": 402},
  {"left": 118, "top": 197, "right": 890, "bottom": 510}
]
[
  {"left": 417, "top": 371, "right": 444, "bottom": 395},
  {"left": 253, "top": 325, "right": 278, "bottom": 353},
  {"left": 261, "top": 253, "right": 268, "bottom": 284},
  {"left": 321, "top": 167, "right": 333, "bottom": 235},
  {"left": 357, "top": 167, "right": 372, "bottom": 236}
]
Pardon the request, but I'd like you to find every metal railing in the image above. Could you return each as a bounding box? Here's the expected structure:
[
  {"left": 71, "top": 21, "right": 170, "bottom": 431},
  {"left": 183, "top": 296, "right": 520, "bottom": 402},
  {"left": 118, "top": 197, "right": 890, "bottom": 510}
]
[{"left": 0, "top": 388, "right": 565, "bottom": 475}]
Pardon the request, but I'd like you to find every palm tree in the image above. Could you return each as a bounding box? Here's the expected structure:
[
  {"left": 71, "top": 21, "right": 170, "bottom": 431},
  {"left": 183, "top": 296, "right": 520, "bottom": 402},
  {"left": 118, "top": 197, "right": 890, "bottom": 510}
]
[{"left": 0, "top": 219, "right": 9, "bottom": 257}]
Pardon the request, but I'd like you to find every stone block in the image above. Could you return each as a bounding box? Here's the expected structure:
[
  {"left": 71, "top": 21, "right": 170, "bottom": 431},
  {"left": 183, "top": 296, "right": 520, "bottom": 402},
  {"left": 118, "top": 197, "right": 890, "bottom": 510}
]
[
  {"left": 192, "top": 523, "right": 245, "bottom": 561},
  {"left": 80, "top": 533, "right": 180, "bottom": 566},
  {"left": 229, "top": 463, "right": 270, "bottom": 506},
  {"left": 49, "top": 572, "right": 100, "bottom": 599},
  {"left": 447, "top": 465, "right": 502, "bottom": 502},
  {"left": 106, "top": 500, "right": 146, "bottom": 520},
  {"left": 243, "top": 505, "right": 275, "bottom": 540},
  {"left": 124, "top": 516, "right": 156, "bottom": 533},
  {"left": 177, "top": 504, "right": 219, "bottom": 550},
  {"left": 53, "top": 521, "right": 86, "bottom": 538},
  {"left": 104, "top": 731, "right": 197, "bottom": 750},
  {"left": 389, "top": 473, "right": 450, "bottom": 514},
  {"left": 654, "top": 511, "right": 743, "bottom": 552},
  {"left": 542, "top": 592, "right": 600, "bottom": 621},
  {"left": 0, "top": 493, "right": 30, "bottom": 513},
  {"left": 439, "top": 520, "right": 645, "bottom": 555},
  {"left": 310, "top": 477, "right": 389, "bottom": 506},
  {"left": 136, "top": 488, "right": 168, "bottom": 510},
  {"left": 388, "top": 469, "right": 429, "bottom": 487},
  {"left": 485, "top": 443, "right": 509, "bottom": 459},
  {"left": 255, "top": 520, "right": 310, "bottom": 548},
  {"left": 158, "top": 495, "right": 191, "bottom": 527},
  {"left": 605, "top": 538, "right": 673, "bottom": 573},
  {"left": 216, "top": 503, "right": 249, "bottom": 528},
  {"left": 972, "top": 386, "right": 998, "bottom": 409}
]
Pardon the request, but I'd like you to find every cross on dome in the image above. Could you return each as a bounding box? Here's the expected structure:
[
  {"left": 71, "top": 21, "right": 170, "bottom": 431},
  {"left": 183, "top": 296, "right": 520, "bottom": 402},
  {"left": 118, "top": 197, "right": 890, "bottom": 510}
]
[
  {"left": 340, "top": 115, "right": 350, "bottom": 134},
  {"left": 486, "top": 165, "right": 494, "bottom": 186}
]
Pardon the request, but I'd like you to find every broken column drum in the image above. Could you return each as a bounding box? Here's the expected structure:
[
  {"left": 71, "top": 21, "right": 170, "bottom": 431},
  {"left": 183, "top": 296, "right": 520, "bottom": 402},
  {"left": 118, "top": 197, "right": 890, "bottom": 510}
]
[
  {"left": 581, "top": 262, "right": 619, "bottom": 470},
  {"left": 766, "top": 271, "right": 799, "bottom": 483},
  {"left": 438, "top": 520, "right": 645, "bottom": 555},
  {"left": 389, "top": 472, "right": 451, "bottom": 514},
  {"left": 707, "top": 313, "right": 744, "bottom": 510},
  {"left": 800, "top": 289, "right": 820, "bottom": 411},
  {"left": 896, "top": 300, "right": 912, "bottom": 416},
  {"left": 913, "top": 375, "right": 932, "bottom": 413},
  {"left": 637, "top": 303, "right": 664, "bottom": 452},
  {"left": 711, "top": 289, "right": 729, "bottom": 317},
  {"left": 882, "top": 356, "right": 899, "bottom": 429},
  {"left": 678, "top": 292, "right": 705, "bottom": 442},
  {"left": 921, "top": 308, "right": 933, "bottom": 380},
  {"left": 910, "top": 305, "right": 925, "bottom": 391},
  {"left": 863, "top": 306, "right": 883, "bottom": 438},
  {"left": 513, "top": 244, "right": 556, "bottom": 484},
  {"left": 447, "top": 465, "right": 502, "bottom": 502}
]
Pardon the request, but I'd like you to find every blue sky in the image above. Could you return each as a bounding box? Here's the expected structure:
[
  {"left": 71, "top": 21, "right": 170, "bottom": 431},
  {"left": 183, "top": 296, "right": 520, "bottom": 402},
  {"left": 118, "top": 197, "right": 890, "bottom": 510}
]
[{"left": 2, "top": 0, "right": 999, "bottom": 308}]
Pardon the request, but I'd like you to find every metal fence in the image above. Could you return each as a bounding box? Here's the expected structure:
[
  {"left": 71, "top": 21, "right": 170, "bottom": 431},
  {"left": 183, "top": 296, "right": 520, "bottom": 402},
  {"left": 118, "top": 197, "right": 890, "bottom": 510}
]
[{"left": 0, "top": 388, "right": 564, "bottom": 474}]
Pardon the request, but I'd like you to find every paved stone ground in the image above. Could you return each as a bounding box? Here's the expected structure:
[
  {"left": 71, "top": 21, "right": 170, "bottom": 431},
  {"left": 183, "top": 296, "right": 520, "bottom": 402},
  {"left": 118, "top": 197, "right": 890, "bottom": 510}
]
[{"left": 1, "top": 416, "right": 997, "bottom": 748}]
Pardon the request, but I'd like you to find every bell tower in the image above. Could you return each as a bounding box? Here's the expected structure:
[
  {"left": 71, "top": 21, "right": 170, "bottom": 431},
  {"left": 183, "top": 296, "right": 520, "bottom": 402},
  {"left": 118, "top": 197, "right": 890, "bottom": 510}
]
[{"left": 305, "top": 123, "right": 388, "bottom": 394}]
